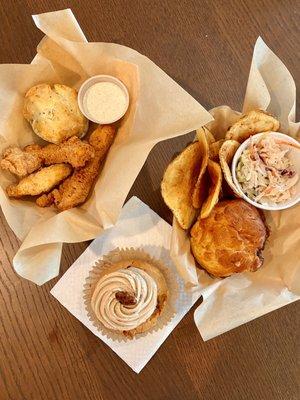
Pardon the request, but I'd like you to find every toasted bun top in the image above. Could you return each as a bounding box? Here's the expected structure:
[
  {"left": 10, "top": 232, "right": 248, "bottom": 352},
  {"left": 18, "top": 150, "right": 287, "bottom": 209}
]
[{"left": 190, "top": 199, "right": 267, "bottom": 277}]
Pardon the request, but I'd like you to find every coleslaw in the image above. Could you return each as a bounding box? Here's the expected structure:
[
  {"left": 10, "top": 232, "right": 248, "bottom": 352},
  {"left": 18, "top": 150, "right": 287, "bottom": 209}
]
[{"left": 236, "top": 135, "right": 299, "bottom": 204}]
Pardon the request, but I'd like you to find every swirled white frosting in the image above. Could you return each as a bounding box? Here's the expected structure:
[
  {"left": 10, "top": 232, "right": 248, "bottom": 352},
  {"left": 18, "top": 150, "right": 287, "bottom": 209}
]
[{"left": 91, "top": 267, "right": 158, "bottom": 331}]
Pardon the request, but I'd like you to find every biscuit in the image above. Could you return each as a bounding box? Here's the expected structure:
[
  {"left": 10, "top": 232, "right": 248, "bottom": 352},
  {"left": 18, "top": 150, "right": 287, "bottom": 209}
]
[{"left": 23, "top": 84, "right": 88, "bottom": 144}]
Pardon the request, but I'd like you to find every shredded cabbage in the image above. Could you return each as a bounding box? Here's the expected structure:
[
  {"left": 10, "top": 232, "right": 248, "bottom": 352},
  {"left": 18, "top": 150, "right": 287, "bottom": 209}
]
[{"left": 236, "top": 135, "right": 299, "bottom": 205}]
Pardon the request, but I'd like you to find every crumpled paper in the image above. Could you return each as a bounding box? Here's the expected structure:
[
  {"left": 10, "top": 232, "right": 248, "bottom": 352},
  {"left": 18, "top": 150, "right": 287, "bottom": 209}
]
[
  {"left": 0, "top": 9, "right": 212, "bottom": 285},
  {"left": 50, "top": 196, "right": 201, "bottom": 373},
  {"left": 171, "top": 37, "right": 300, "bottom": 341}
]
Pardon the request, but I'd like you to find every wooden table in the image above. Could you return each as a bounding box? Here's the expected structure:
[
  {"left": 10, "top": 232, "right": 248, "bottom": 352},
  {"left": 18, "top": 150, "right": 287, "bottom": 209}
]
[{"left": 0, "top": 1, "right": 299, "bottom": 399}]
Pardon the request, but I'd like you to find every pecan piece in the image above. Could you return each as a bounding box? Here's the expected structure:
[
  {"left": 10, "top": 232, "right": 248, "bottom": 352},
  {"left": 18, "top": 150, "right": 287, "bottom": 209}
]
[{"left": 115, "top": 291, "right": 137, "bottom": 306}]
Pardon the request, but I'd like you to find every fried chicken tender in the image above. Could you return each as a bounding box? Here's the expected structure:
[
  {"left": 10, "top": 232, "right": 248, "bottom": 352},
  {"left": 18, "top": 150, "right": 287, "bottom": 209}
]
[
  {"left": 36, "top": 192, "right": 55, "bottom": 207},
  {"left": 26, "top": 136, "right": 95, "bottom": 168},
  {"left": 1, "top": 137, "right": 94, "bottom": 178},
  {"left": 0, "top": 146, "right": 42, "bottom": 177},
  {"left": 36, "top": 125, "right": 116, "bottom": 210},
  {"left": 7, "top": 164, "right": 72, "bottom": 198}
]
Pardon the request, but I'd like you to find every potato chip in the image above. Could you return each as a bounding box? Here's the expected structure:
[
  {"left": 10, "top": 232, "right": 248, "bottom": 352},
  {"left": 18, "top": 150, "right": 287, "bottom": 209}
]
[
  {"left": 196, "top": 126, "right": 215, "bottom": 145},
  {"left": 219, "top": 140, "right": 241, "bottom": 197},
  {"left": 161, "top": 142, "right": 201, "bottom": 229},
  {"left": 200, "top": 160, "right": 222, "bottom": 218},
  {"left": 192, "top": 128, "right": 210, "bottom": 208},
  {"left": 225, "top": 109, "right": 280, "bottom": 143},
  {"left": 209, "top": 139, "right": 225, "bottom": 161}
]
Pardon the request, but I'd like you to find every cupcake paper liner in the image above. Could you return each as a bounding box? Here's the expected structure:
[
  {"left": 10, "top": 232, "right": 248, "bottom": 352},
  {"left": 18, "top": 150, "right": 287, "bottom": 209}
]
[{"left": 83, "top": 247, "right": 178, "bottom": 342}]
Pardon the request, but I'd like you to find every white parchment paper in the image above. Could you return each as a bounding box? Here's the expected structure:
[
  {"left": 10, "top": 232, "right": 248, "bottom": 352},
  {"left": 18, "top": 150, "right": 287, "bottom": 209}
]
[
  {"left": 171, "top": 37, "right": 300, "bottom": 340},
  {"left": 0, "top": 9, "right": 212, "bottom": 285},
  {"left": 50, "top": 196, "right": 201, "bottom": 373}
]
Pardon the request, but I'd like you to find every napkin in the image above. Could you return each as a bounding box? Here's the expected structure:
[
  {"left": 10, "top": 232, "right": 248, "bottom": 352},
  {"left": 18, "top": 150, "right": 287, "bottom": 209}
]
[
  {"left": 51, "top": 196, "right": 201, "bottom": 373},
  {"left": 0, "top": 8, "right": 212, "bottom": 285},
  {"left": 171, "top": 37, "right": 300, "bottom": 341}
]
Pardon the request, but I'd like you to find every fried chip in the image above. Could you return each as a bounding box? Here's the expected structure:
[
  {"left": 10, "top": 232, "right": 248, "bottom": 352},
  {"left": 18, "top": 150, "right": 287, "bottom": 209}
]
[
  {"left": 209, "top": 139, "right": 225, "bottom": 161},
  {"left": 219, "top": 140, "right": 241, "bottom": 197},
  {"left": 196, "top": 126, "right": 215, "bottom": 145},
  {"left": 161, "top": 142, "right": 201, "bottom": 229},
  {"left": 200, "top": 160, "right": 222, "bottom": 219},
  {"left": 225, "top": 109, "right": 280, "bottom": 143},
  {"left": 191, "top": 128, "right": 210, "bottom": 208}
]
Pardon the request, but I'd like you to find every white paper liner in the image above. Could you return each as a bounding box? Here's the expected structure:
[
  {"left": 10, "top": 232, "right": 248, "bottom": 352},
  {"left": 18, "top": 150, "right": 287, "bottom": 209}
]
[{"left": 83, "top": 247, "right": 178, "bottom": 342}]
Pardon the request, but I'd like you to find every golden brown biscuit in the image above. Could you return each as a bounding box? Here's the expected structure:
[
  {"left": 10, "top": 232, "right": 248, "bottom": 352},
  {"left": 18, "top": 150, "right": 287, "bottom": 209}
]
[
  {"left": 23, "top": 84, "right": 88, "bottom": 144},
  {"left": 190, "top": 199, "right": 267, "bottom": 277}
]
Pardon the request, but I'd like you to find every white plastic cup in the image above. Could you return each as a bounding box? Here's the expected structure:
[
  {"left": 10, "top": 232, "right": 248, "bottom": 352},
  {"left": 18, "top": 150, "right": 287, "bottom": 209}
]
[
  {"left": 78, "top": 75, "right": 129, "bottom": 124},
  {"left": 231, "top": 131, "right": 300, "bottom": 211}
]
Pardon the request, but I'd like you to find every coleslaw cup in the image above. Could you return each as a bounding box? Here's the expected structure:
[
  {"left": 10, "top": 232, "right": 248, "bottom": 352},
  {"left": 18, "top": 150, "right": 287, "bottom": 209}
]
[{"left": 231, "top": 132, "right": 300, "bottom": 211}]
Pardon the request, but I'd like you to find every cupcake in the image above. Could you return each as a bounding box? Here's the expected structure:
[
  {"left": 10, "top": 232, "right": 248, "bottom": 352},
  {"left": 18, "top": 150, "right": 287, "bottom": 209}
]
[{"left": 84, "top": 249, "right": 173, "bottom": 340}]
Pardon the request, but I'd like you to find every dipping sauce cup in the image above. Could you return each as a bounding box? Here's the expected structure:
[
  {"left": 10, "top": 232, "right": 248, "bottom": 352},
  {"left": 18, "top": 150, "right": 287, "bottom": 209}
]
[{"left": 78, "top": 75, "right": 129, "bottom": 124}]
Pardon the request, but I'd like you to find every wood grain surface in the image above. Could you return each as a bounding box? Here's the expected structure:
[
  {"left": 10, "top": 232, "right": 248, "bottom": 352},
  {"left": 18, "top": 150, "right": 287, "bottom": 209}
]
[{"left": 0, "top": 1, "right": 299, "bottom": 399}]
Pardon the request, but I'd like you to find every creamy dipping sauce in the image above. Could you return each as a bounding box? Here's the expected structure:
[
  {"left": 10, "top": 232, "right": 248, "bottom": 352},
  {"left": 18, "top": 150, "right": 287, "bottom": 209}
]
[{"left": 83, "top": 81, "right": 128, "bottom": 123}]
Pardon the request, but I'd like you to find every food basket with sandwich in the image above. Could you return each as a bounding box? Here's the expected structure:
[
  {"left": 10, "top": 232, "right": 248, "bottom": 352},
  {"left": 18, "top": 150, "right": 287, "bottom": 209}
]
[{"left": 161, "top": 37, "right": 300, "bottom": 340}]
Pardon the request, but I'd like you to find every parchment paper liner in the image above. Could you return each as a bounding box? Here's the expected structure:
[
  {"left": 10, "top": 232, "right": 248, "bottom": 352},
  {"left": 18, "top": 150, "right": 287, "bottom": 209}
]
[
  {"left": 83, "top": 247, "right": 178, "bottom": 342},
  {"left": 0, "top": 9, "right": 212, "bottom": 286}
]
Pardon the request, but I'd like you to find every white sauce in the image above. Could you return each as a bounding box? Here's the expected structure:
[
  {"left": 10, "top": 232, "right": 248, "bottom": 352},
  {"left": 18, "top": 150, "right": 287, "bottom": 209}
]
[{"left": 83, "top": 81, "right": 128, "bottom": 123}]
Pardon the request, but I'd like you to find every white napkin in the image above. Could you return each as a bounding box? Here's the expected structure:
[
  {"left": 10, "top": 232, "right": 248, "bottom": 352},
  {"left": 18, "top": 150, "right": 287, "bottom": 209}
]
[{"left": 51, "top": 197, "right": 201, "bottom": 373}]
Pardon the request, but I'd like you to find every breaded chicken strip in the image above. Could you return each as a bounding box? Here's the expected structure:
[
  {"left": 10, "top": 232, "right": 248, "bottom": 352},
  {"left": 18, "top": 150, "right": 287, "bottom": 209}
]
[
  {"left": 27, "top": 136, "right": 95, "bottom": 168},
  {"left": 1, "top": 137, "right": 94, "bottom": 178},
  {"left": 7, "top": 164, "right": 72, "bottom": 198},
  {"left": 36, "top": 192, "right": 56, "bottom": 207},
  {"left": 1, "top": 146, "right": 42, "bottom": 177},
  {"left": 37, "top": 125, "right": 116, "bottom": 210}
]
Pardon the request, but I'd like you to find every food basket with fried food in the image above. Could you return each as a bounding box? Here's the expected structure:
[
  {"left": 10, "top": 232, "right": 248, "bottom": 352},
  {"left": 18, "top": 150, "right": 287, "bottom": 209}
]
[
  {"left": 0, "top": 81, "right": 118, "bottom": 213},
  {"left": 161, "top": 108, "right": 282, "bottom": 278}
]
